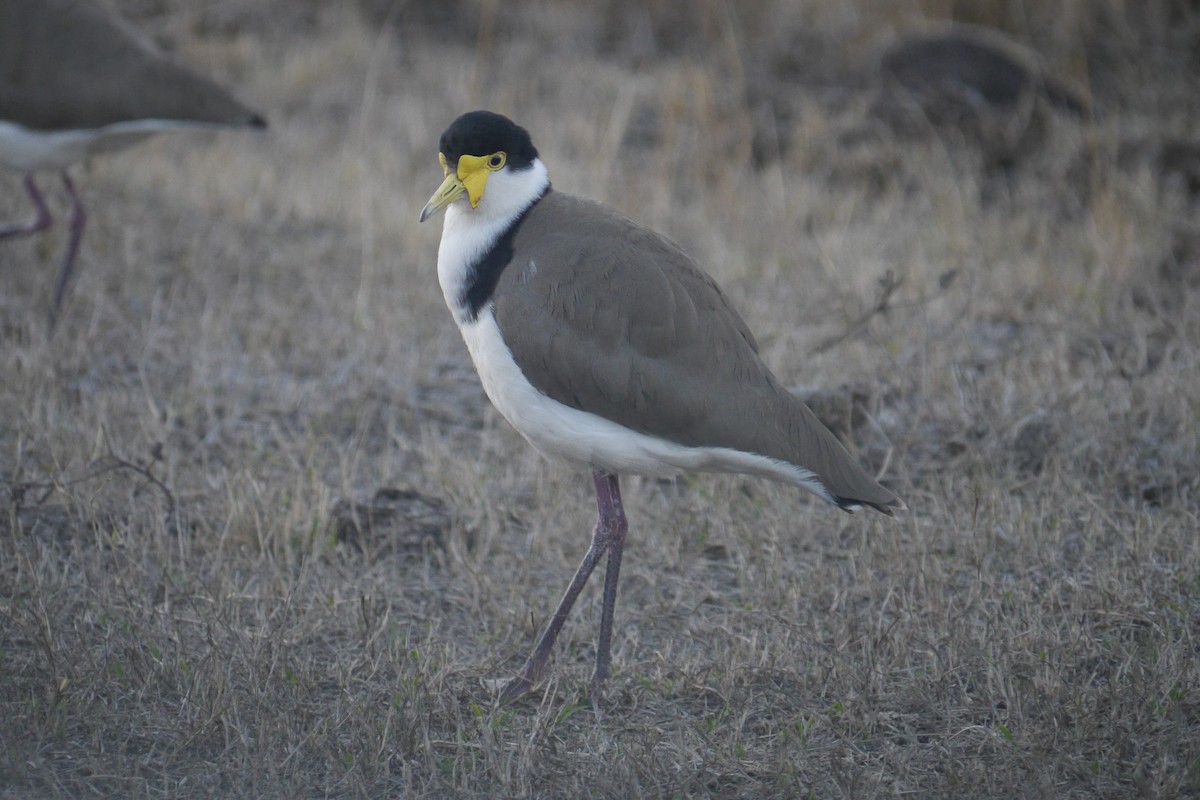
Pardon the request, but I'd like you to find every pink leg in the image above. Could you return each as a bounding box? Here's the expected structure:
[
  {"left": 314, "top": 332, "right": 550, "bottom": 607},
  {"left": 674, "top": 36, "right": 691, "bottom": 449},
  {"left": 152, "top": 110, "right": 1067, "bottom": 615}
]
[
  {"left": 49, "top": 171, "right": 86, "bottom": 324},
  {"left": 590, "top": 472, "right": 626, "bottom": 695},
  {"left": 499, "top": 470, "right": 628, "bottom": 704},
  {"left": 0, "top": 175, "right": 53, "bottom": 238}
]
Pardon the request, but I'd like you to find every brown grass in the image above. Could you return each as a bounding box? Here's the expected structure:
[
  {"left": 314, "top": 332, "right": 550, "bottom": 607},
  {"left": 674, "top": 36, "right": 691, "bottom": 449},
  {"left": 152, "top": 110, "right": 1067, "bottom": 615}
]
[{"left": 2, "top": 0, "right": 1198, "bottom": 797}]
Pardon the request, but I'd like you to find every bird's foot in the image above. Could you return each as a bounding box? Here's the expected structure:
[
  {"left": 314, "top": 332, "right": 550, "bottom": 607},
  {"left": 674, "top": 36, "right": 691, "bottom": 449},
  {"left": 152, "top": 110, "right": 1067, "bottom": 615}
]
[
  {"left": 588, "top": 665, "right": 610, "bottom": 700},
  {"left": 498, "top": 674, "right": 534, "bottom": 705},
  {"left": 498, "top": 657, "right": 544, "bottom": 705}
]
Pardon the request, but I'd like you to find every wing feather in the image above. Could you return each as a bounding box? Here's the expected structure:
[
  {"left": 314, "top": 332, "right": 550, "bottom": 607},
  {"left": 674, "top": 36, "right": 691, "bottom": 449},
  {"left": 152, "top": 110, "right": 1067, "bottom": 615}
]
[{"left": 492, "top": 190, "right": 901, "bottom": 512}]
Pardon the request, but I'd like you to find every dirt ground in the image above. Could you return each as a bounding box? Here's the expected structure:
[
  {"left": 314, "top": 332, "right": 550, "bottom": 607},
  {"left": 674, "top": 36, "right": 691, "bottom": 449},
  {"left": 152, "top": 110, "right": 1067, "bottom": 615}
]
[{"left": 2, "top": 1, "right": 1198, "bottom": 797}]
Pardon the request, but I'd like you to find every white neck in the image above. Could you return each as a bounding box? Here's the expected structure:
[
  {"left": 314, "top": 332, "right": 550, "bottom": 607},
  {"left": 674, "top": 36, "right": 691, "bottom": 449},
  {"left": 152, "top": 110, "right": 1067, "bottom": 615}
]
[{"left": 436, "top": 158, "right": 550, "bottom": 325}]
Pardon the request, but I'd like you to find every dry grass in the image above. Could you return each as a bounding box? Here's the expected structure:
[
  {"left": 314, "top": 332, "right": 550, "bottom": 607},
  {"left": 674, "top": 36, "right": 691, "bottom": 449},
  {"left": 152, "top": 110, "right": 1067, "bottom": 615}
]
[{"left": 2, "top": 0, "right": 1198, "bottom": 797}]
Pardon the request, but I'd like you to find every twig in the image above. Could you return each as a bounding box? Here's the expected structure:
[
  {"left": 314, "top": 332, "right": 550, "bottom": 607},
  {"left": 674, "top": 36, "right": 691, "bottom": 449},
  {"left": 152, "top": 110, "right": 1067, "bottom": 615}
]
[
  {"left": 5, "top": 451, "right": 176, "bottom": 525},
  {"left": 809, "top": 270, "right": 905, "bottom": 356}
]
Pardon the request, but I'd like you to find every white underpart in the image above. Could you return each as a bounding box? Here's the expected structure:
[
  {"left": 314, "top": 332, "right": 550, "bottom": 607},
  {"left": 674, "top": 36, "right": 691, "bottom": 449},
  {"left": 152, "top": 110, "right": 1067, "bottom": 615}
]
[
  {"left": 0, "top": 119, "right": 224, "bottom": 172},
  {"left": 435, "top": 157, "right": 838, "bottom": 502},
  {"left": 461, "top": 309, "right": 835, "bottom": 500}
]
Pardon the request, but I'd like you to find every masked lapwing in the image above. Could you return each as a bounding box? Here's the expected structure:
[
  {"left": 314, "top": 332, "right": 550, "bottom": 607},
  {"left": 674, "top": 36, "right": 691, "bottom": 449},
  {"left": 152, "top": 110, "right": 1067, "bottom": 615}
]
[
  {"left": 420, "top": 110, "right": 904, "bottom": 704},
  {"left": 0, "top": 0, "right": 265, "bottom": 329}
]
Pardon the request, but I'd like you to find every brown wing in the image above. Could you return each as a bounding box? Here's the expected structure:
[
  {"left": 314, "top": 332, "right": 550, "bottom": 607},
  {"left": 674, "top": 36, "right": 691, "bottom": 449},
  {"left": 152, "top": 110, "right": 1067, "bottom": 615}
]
[
  {"left": 492, "top": 191, "right": 901, "bottom": 513},
  {"left": 495, "top": 191, "right": 763, "bottom": 442}
]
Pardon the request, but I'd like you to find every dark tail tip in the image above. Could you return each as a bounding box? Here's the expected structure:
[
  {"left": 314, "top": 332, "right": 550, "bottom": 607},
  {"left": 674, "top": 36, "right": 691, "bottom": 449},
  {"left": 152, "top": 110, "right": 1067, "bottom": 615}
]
[{"left": 833, "top": 494, "right": 906, "bottom": 517}]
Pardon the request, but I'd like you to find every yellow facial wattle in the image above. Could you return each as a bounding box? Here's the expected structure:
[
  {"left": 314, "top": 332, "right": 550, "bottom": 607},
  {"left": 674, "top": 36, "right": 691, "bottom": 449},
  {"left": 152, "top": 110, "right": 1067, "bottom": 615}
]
[{"left": 418, "top": 150, "right": 509, "bottom": 222}]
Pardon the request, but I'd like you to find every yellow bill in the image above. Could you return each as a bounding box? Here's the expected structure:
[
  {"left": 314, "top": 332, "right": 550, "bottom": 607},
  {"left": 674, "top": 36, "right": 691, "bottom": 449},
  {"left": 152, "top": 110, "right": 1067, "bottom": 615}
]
[{"left": 419, "top": 153, "right": 503, "bottom": 222}]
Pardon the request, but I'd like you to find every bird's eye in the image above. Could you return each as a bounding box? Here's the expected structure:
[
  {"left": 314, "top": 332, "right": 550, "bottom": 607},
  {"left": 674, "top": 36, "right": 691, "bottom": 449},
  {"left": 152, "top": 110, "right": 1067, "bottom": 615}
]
[{"left": 488, "top": 152, "right": 507, "bottom": 170}]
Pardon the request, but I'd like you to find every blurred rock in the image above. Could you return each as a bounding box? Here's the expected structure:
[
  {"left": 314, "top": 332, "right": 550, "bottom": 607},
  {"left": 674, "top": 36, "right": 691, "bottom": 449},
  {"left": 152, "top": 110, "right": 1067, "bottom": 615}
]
[
  {"left": 1119, "top": 136, "right": 1200, "bottom": 202},
  {"left": 794, "top": 383, "right": 874, "bottom": 441},
  {"left": 1163, "top": 226, "right": 1200, "bottom": 289},
  {"left": 874, "top": 26, "right": 1087, "bottom": 167},
  {"left": 331, "top": 487, "right": 451, "bottom": 556},
  {"left": 1011, "top": 415, "right": 1058, "bottom": 476},
  {"left": 880, "top": 28, "right": 1086, "bottom": 114}
]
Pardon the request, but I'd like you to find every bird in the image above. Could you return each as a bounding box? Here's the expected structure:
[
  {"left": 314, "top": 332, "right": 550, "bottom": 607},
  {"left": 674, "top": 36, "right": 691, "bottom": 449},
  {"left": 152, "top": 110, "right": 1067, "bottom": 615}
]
[
  {"left": 419, "top": 110, "right": 904, "bottom": 704},
  {"left": 0, "top": 0, "right": 266, "bottom": 330}
]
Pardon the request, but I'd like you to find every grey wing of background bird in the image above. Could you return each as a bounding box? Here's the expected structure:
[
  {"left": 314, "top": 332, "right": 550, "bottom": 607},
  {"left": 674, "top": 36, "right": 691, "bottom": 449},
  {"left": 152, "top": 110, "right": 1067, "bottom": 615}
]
[{"left": 0, "top": 0, "right": 264, "bottom": 132}]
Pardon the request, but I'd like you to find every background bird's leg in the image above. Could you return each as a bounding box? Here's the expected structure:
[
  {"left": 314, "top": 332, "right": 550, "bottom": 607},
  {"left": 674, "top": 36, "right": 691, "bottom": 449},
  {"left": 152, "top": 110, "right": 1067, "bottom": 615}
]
[
  {"left": 0, "top": 175, "right": 53, "bottom": 239},
  {"left": 590, "top": 471, "right": 626, "bottom": 696},
  {"left": 499, "top": 470, "right": 622, "bottom": 704},
  {"left": 49, "top": 171, "right": 86, "bottom": 326}
]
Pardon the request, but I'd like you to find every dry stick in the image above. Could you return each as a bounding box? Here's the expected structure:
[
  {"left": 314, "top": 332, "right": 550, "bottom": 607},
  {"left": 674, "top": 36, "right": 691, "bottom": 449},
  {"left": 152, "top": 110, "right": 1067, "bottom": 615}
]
[
  {"left": 806, "top": 266, "right": 966, "bottom": 359},
  {"left": 6, "top": 452, "right": 176, "bottom": 524},
  {"left": 808, "top": 270, "right": 905, "bottom": 357}
]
